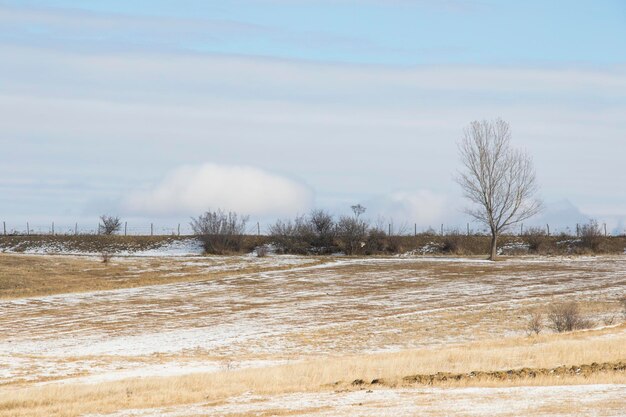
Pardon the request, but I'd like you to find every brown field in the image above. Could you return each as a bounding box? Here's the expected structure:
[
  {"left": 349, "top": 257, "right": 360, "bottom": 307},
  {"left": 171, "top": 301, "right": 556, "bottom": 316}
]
[{"left": 0, "top": 251, "right": 624, "bottom": 416}]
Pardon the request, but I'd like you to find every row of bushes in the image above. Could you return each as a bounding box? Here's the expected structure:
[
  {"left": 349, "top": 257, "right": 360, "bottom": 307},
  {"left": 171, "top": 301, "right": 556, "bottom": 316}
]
[{"left": 189, "top": 210, "right": 626, "bottom": 255}]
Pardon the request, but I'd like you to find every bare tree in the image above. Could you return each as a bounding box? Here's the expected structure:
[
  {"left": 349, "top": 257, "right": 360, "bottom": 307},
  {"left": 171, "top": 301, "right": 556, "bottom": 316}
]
[
  {"left": 99, "top": 215, "right": 122, "bottom": 235},
  {"left": 351, "top": 204, "right": 366, "bottom": 219},
  {"left": 456, "top": 119, "right": 542, "bottom": 260}
]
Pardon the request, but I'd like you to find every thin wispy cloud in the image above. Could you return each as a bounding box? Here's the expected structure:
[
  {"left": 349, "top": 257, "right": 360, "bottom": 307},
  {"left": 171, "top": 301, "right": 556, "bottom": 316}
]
[{"left": 1, "top": 1, "right": 625, "bottom": 230}]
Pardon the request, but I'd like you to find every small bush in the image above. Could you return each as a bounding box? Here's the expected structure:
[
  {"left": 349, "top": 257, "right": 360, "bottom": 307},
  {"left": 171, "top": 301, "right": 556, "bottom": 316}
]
[
  {"left": 365, "top": 228, "right": 387, "bottom": 255},
  {"left": 579, "top": 219, "right": 603, "bottom": 252},
  {"left": 547, "top": 302, "right": 592, "bottom": 332},
  {"left": 191, "top": 210, "right": 249, "bottom": 254},
  {"left": 442, "top": 230, "right": 464, "bottom": 254},
  {"left": 101, "top": 251, "right": 113, "bottom": 263},
  {"left": 603, "top": 314, "right": 616, "bottom": 326},
  {"left": 525, "top": 310, "right": 543, "bottom": 336},
  {"left": 268, "top": 216, "right": 313, "bottom": 254},
  {"left": 309, "top": 209, "right": 336, "bottom": 254},
  {"left": 336, "top": 216, "right": 368, "bottom": 255},
  {"left": 99, "top": 215, "right": 122, "bottom": 235},
  {"left": 621, "top": 296, "right": 626, "bottom": 320},
  {"left": 524, "top": 227, "right": 551, "bottom": 253}
]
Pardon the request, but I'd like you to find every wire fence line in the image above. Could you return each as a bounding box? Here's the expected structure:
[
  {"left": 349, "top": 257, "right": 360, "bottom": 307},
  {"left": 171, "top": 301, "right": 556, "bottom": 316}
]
[
  {"left": 0, "top": 220, "right": 622, "bottom": 238},
  {"left": 0, "top": 220, "right": 265, "bottom": 237}
]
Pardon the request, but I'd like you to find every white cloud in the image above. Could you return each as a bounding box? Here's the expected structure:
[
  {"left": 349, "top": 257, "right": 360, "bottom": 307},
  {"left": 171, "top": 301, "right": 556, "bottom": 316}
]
[
  {"left": 123, "top": 163, "right": 313, "bottom": 217},
  {"left": 366, "top": 190, "right": 455, "bottom": 228},
  {"left": 1, "top": 44, "right": 625, "bottom": 223}
]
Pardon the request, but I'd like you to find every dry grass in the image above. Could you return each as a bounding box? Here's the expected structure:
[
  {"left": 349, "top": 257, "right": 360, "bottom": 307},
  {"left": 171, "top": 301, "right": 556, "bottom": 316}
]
[
  {"left": 2, "top": 325, "right": 624, "bottom": 417},
  {"left": 0, "top": 253, "right": 326, "bottom": 299},
  {"left": 2, "top": 254, "right": 625, "bottom": 416}
]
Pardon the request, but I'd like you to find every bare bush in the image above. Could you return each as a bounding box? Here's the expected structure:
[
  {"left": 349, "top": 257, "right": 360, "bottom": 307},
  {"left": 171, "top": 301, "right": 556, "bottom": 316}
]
[
  {"left": 309, "top": 209, "right": 336, "bottom": 254},
  {"left": 547, "top": 302, "right": 592, "bottom": 333},
  {"left": 190, "top": 210, "right": 249, "bottom": 254},
  {"left": 442, "top": 229, "right": 464, "bottom": 254},
  {"left": 524, "top": 226, "right": 550, "bottom": 253},
  {"left": 268, "top": 215, "right": 313, "bottom": 254},
  {"left": 579, "top": 219, "right": 603, "bottom": 252},
  {"left": 99, "top": 215, "right": 122, "bottom": 235},
  {"left": 100, "top": 251, "right": 113, "bottom": 264},
  {"left": 525, "top": 310, "right": 543, "bottom": 336},
  {"left": 365, "top": 227, "right": 387, "bottom": 255},
  {"left": 603, "top": 315, "right": 616, "bottom": 326},
  {"left": 337, "top": 215, "right": 368, "bottom": 255}
]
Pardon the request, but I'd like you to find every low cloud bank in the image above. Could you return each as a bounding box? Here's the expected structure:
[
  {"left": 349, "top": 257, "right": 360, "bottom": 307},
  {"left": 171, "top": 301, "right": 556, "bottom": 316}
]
[
  {"left": 123, "top": 163, "right": 313, "bottom": 217},
  {"left": 365, "top": 189, "right": 454, "bottom": 229}
]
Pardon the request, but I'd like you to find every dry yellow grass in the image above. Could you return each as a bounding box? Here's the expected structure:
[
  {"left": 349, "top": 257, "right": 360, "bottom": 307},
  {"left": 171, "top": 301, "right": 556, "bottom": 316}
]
[
  {"left": 0, "top": 253, "right": 326, "bottom": 299},
  {"left": 2, "top": 324, "right": 624, "bottom": 417},
  {"left": 2, "top": 254, "right": 625, "bottom": 416}
]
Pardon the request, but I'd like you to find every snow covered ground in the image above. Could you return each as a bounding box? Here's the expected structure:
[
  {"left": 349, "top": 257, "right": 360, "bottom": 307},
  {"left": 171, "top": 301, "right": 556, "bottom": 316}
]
[
  {"left": 1, "top": 255, "right": 625, "bottom": 386},
  {"left": 0, "top": 237, "right": 206, "bottom": 256}
]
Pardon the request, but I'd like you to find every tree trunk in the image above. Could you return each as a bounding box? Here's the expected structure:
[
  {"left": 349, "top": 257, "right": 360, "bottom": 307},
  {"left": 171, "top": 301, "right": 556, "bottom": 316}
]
[{"left": 489, "top": 232, "right": 498, "bottom": 261}]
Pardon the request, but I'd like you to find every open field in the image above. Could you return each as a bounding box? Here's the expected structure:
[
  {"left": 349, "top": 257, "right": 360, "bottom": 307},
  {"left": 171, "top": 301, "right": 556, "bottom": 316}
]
[{"left": 1, "top": 252, "right": 625, "bottom": 416}]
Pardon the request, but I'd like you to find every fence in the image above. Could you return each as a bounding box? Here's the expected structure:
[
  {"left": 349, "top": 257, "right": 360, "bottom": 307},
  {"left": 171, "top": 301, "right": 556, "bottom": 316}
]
[
  {"left": 0, "top": 221, "right": 191, "bottom": 237},
  {"left": 0, "top": 220, "right": 622, "bottom": 238}
]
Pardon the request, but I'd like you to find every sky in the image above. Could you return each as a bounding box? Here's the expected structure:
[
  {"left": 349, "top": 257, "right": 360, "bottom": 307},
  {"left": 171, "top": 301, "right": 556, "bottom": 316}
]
[{"left": 1, "top": 0, "right": 625, "bottom": 234}]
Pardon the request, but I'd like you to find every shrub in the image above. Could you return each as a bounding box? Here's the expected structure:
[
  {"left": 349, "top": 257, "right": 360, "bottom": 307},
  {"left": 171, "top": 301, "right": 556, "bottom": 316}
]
[
  {"left": 365, "top": 228, "right": 387, "bottom": 255},
  {"left": 190, "top": 210, "right": 249, "bottom": 254},
  {"left": 547, "top": 302, "right": 592, "bottom": 332},
  {"left": 442, "top": 230, "right": 464, "bottom": 254},
  {"left": 99, "top": 215, "right": 122, "bottom": 235},
  {"left": 525, "top": 310, "right": 543, "bottom": 336},
  {"left": 309, "top": 209, "right": 336, "bottom": 254},
  {"left": 524, "top": 227, "right": 551, "bottom": 253},
  {"left": 337, "top": 216, "right": 368, "bottom": 255},
  {"left": 268, "top": 215, "right": 313, "bottom": 254},
  {"left": 621, "top": 296, "right": 626, "bottom": 320},
  {"left": 579, "top": 219, "right": 603, "bottom": 252},
  {"left": 101, "top": 251, "right": 113, "bottom": 263}
]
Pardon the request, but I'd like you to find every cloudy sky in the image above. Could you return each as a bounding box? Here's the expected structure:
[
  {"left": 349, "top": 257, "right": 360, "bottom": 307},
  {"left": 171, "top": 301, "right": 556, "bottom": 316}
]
[{"left": 1, "top": 0, "right": 625, "bottom": 233}]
